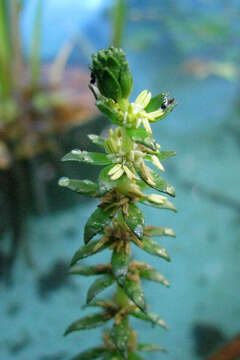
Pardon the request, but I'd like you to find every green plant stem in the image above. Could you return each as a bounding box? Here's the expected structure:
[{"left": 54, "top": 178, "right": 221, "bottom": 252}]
[
  {"left": 9, "top": 0, "right": 23, "bottom": 94},
  {"left": 118, "top": 98, "right": 129, "bottom": 112},
  {"left": 0, "top": 0, "right": 12, "bottom": 101},
  {"left": 30, "top": 0, "right": 42, "bottom": 91},
  {"left": 112, "top": 0, "right": 127, "bottom": 48}
]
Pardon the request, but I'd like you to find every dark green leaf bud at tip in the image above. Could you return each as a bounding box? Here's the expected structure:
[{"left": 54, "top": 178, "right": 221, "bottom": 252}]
[{"left": 90, "top": 47, "right": 133, "bottom": 102}]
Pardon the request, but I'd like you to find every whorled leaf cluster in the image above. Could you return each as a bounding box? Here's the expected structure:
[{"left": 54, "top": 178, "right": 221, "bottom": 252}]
[{"left": 59, "top": 46, "right": 177, "bottom": 360}]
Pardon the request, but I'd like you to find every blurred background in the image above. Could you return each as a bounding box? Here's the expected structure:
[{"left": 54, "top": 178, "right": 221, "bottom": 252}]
[{"left": 1, "top": 0, "right": 240, "bottom": 359}]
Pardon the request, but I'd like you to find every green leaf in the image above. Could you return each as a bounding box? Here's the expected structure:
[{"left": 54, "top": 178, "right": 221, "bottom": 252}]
[
  {"left": 145, "top": 93, "right": 165, "bottom": 112},
  {"left": 126, "top": 128, "right": 157, "bottom": 151},
  {"left": 69, "top": 264, "right": 111, "bottom": 276},
  {"left": 64, "top": 312, "right": 113, "bottom": 336},
  {"left": 136, "top": 179, "right": 148, "bottom": 191},
  {"left": 119, "top": 64, "right": 133, "bottom": 99},
  {"left": 98, "top": 67, "right": 122, "bottom": 102},
  {"left": 136, "top": 165, "right": 175, "bottom": 197},
  {"left": 88, "top": 134, "right": 105, "bottom": 148},
  {"left": 62, "top": 150, "right": 111, "bottom": 166},
  {"left": 106, "top": 53, "right": 121, "bottom": 75},
  {"left": 139, "top": 197, "right": 177, "bottom": 213},
  {"left": 156, "top": 151, "right": 176, "bottom": 161},
  {"left": 123, "top": 203, "right": 144, "bottom": 240},
  {"left": 71, "top": 347, "right": 107, "bottom": 360},
  {"left": 135, "top": 237, "right": 170, "bottom": 262},
  {"left": 103, "top": 352, "right": 123, "bottom": 360},
  {"left": 128, "top": 353, "right": 145, "bottom": 360},
  {"left": 83, "top": 299, "right": 117, "bottom": 311},
  {"left": 123, "top": 278, "right": 146, "bottom": 312},
  {"left": 98, "top": 165, "right": 123, "bottom": 195},
  {"left": 71, "top": 238, "right": 109, "bottom": 266},
  {"left": 130, "top": 309, "right": 167, "bottom": 330},
  {"left": 139, "top": 265, "right": 170, "bottom": 287},
  {"left": 137, "top": 344, "right": 166, "bottom": 352},
  {"left": 58, "top": 177, "right": 98, "bottom": 196},
  {"left": 144, "top": 226, "right": 176, "bottom": 238},
  {"left": 96, "top": 97, "right": 122, "bottom": 125},
  {"left": 87, "top": 275, "right": 114, "bottom": 304},
  {"left": 111, "top": 316, "right": 129, "bottom": 355},
  {"left": 111, "top": 248, "right": 130, "bottom": 286},
  {"left": 84, "top": 207, "right": 113, "bottom": 244}
]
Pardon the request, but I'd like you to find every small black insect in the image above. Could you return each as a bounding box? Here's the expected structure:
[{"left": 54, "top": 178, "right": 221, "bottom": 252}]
[
  {"left": 161, "top": 96, "right": 175, "bottom": 110},
  {"left": 90, "top": 71, "right": 96, "bottom": 85}
]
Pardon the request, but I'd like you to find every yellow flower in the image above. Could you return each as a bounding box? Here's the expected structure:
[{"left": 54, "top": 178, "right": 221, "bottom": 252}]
[
  {"left": 108, "top": 163, "right": 138, "bottom": 181},
  {"left": 129, "top": 90, "right": 164, "bottom": 134}
]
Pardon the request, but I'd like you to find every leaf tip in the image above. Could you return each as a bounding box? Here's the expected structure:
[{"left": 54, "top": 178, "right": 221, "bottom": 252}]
[
  {"left": 86, "top": 295, "right": 92, "bottom": 305},
  {"left": 58, "top": 177, "right": 70, "bottom": 187},
  {"left": 63, "top": 328, "right": 70, "bottom": 336},
  {"left": 61, "top": 154, "right": 69, "bottom": 162},
  {"left": 167, "top": 185, "right": 176, "bottom": 197},
  {"left": 70, "top": 255, "right": 78, "bottom": 267}
]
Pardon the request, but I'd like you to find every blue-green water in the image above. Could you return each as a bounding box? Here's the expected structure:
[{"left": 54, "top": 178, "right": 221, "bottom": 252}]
[{"left": 1, "top": 1, "right": 240, "bottom": 359}]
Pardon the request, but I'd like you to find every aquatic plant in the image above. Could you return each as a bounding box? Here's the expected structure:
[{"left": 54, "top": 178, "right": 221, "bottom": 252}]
[{"left": 59, "top": 46, "right": 177, "bottom": 359}]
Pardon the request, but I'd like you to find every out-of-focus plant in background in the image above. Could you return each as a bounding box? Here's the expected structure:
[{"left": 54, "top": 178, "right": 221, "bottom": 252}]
[{"left": 0, "top": 0, "right": 105, "bottom": 279}]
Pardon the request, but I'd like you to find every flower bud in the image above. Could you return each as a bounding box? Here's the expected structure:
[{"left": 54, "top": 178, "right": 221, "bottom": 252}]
[{"left": 90, "top": 46, "right": 133, "bottom": 102}]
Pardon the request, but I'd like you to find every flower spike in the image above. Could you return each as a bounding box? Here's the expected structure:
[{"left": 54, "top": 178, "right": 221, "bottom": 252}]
[{"left": 59, "top": 46, "right": 177, "bottom": 359}]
